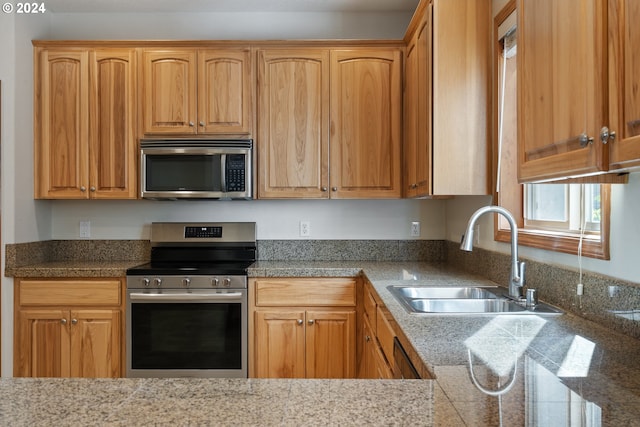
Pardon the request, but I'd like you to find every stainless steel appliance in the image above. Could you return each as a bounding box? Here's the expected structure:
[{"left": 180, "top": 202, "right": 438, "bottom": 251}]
[
  {"left": 140, "top": 139, "right": 253, "bottom": 200},
  {"left": 125, "top": 222, "right": 256, "bottom": 378}
]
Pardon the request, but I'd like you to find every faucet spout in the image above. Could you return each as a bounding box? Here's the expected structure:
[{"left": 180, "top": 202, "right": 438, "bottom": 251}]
[{"left": 460, "top": 206, "right": 525, "bottom": 300}]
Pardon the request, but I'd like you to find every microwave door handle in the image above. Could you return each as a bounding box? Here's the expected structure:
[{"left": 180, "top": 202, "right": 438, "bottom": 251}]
[{"left": 220, "top": 153, "right": 227, "bottom": 192}]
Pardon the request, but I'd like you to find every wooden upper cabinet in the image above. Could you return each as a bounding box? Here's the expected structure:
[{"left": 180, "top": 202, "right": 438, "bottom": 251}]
[
  {"left": 198, "top": 49, "right": 252, "bottom": 134},
  {"left": 34, "top": 47, "right": 137, "bottom": 199},
  {"left": 35, "top": 49, "right": 90, "bottom": 199},
  {"left": 142, "top": 48, "right": 252, "bottom": 135},
  {"left": 90, "top": 49, "right": 137, "bottom": 199},
  {"left": 404, "top": 6, "right": 432, "bottom": 198},
  {"left": 518, "top": 0, "right": 640, "bottom": 182},
  {"left": 142, "top": 49, "right": 197, "bottom": 134},
  {"left": 432, "top": 0, "right": 490, "bottom": 195},
  {"left": 403, "top": 0, "right": 490, "bottom": 197},
  {"left": 330, "top": 49, "right": 402, "bottom": 198},
  {"left": 257, "top": 49, "right": 330, "bottom": 198},
  {"left": 608, "top": 0, "right": 640, "bottom": 170}
]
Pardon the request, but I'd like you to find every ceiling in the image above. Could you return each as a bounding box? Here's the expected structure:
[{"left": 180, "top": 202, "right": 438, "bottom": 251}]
[{"left": 44, "top": 0, "right": 421, "bottom": 13}]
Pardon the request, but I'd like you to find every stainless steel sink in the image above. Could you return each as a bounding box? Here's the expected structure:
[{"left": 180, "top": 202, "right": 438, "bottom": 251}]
[
  {"left": 387, "top": 285, "right": 563, "bottom": 316},
  {"left": 408, "top": 298, "right": 526, "bottom": 313},
  {"left": 393, "top": 286, "right": 498, "bottom": 300}
]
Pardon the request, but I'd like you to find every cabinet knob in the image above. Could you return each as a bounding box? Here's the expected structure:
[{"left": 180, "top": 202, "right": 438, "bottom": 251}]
[
  {"left": 600, "top": 127, "right": 616, "bottom": 144},
  {"left": 579, "top": 133, "right": 594, "bottom": 148},
  {"left": 308, "top": 319, "right": 315, "bottom": 325},
  {"left": 90, "top": 186, "right": 96, "bottom": 192},
  {"left": 189, "top": 121, "right": 195, "bottom": 127},
  {"left": 331, "top": 187, "right": 338, "bottom": 192},
  {"left": 199, "top": 121, "right": 205, "bottom": 127},
  {"left": 71, "top": 319, "right": 78, "bottom": 325},
  {"left": 321, "top": 187, "right": 328, "bottom": 192},
  {"left": 80, "top": 186, "right": 86, "bottom": 192},
  {"left": 297, "top": 319, "right": 303, "bottom": 325},
  {"left": 365, "top": 335, "right": 371, "bottom": 342},
  {"left": 60, "top": 318, "right": 67, "bottom": 325}
]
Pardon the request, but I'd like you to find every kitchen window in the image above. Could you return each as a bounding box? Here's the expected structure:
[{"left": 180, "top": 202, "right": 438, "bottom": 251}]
[{"left": 493, "top": 2, "right": 610, "bottom": 260}]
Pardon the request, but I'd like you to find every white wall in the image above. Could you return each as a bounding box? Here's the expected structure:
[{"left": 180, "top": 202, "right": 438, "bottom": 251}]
[
  {"left": 1, "top": 11, "right": 51, "bottom": 377},
  {"left": 52, "top": 199, "right": 445, "bottom": 240},
  {"left": 49, "top": 11, "right": 412, "bottom": 40}
]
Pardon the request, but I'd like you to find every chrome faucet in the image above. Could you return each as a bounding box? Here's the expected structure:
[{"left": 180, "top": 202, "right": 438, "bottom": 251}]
[{"left": 460, "top": 206, "right": 526, "bottom": 301}]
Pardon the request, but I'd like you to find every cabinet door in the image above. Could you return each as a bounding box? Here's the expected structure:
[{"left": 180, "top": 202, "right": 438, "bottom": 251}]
[
  {"left": 358, "top": 314, "right": 377, "bottom": 379},
  {"left": 404, "top": 7, "right": 433, "bottom": 198},
  {"left": 89, "top": 49, "right": 137, "bottom": 199},
  {"left": 608, "top": 0, "right": 640, "bottom": 169},
  {"left": 35, "top": 49, "right": 90, "bottom": 199},
  {"left": 518, "top": 0, "right": 607, "bottom": 181},
  {"left": 142, "top": 49, "right": 197, "bottom": 134},
  {"left": 257, "top": 49, "right": 330, "bottom": 198},
  {"left": 69, "top": 309, "right": 121, "bottom": 378},
  {"left": 198, "top": 49, "right": 252, "bottom": 134},
  {"left": 305, "top": 309, "right": 356, "bottom": 378},
  {"left": 330, "top": 49, "right": 402, "bottom": 198},
  {"left": 15, "top": 309, "right": 69, "bottom": 377},
  {"left": 254, "top": 310, "right": 306, "bottom": 378}
]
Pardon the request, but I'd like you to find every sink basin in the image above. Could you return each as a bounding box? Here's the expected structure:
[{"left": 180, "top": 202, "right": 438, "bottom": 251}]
[
  {"left": 392, "top": 286, "right": 498, "bottom": 299},
  {"left": 386, "top": 285, "right": 563, "bottom": 316},
  {"left": 408, "top": 298, "right": 526, "bottom": 313}
]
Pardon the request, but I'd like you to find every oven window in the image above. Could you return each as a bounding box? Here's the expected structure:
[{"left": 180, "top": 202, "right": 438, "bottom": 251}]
[
  {"left": 131, "top": 302, "right": 242, "bottom": 369},
  {"left": 145, "top": 154, "right": 222, "bottom": 192}
]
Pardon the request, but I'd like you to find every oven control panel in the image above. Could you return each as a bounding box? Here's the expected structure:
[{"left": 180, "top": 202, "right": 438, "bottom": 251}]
[
  {"left": 126, "top": 275, "right": 247, "bottom": 290},
  {"left": 184, "top": 226, "right": 223, "bottom": 238}
]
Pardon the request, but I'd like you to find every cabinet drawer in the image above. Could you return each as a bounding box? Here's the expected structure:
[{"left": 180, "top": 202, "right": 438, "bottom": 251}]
[
  {"left": 18, "top": 279, "right": 121, "bottom": 306},
  {"left": 255, "top": 278, "right": 356, "bottom": 307},
  {"left": 376, "top": 305, "right": 395, "bottom": 365}
]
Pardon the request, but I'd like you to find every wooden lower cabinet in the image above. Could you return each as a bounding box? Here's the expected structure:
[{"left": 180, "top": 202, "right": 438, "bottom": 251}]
[
  {"left": 360, "top": 314, "right": 393, "bottom": 379},
  {"left": 250, "top": 277, "right": 357, "bottom": 379},
  {"left": 14, "top": 278, "right": 123, "bottom": 378},
  {"left": 358, "top": 281, "right": 394, "bottom": 379}
]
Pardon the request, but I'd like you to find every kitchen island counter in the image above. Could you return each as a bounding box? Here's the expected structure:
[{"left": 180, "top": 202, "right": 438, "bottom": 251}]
[{"left": 0, "top": 377, "right": 446, "bottom": 426}]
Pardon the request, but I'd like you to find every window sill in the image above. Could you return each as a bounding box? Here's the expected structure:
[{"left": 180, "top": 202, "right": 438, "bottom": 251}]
[{"left": 495, "top": 228, "right": 609, "bottom": 260}]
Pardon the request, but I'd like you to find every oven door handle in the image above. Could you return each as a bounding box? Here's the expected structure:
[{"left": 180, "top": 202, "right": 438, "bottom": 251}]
[{"left": 129, "top": 292, "right": 244, "bottom": 302}]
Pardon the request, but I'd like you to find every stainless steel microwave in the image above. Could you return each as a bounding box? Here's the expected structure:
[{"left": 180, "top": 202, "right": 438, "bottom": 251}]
[{"left": 140, "top": 139, "right": 252, "bottom": 200}]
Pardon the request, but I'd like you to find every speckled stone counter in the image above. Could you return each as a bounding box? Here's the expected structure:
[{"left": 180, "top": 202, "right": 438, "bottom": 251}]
[
  {"left": 6, "top": 260, "right": 145, "bottom": 278},
  {"left": 251, "top": 261, "right": 640, "bottom": 425},
  {"left": 6, "top": 256, "right": 640, "bottom": 425},
  {"left": 0, "top": 378, "right": 440, "bottom": 426}
]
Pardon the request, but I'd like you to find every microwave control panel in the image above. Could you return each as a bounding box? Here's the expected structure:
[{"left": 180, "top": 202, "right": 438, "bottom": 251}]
[{"left": 226, "top": 154, "right": 246, "bottom": 192}]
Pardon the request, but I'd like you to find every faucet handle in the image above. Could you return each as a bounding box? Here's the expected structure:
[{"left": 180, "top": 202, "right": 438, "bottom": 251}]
[{"left": 518, "top": 261, "right": 526, "bottom": 285}]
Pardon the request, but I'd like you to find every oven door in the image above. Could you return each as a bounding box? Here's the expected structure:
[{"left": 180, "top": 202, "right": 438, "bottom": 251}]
[{"left": 126, "top": 289, "right": 247, "bottom": 378}]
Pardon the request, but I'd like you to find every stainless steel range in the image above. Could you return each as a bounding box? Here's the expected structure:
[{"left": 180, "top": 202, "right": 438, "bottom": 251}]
[{"left": 125, "top": 222, "right": 256, "bottom": 378}]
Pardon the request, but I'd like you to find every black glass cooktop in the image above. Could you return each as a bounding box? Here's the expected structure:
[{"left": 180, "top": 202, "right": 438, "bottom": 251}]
[{"left": 126, "top": 260, "right": 254, "bottom": 276}]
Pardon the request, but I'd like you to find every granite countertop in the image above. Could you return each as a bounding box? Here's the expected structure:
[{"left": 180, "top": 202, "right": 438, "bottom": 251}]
[
  {"left": 4, "top": 260, "right": 640, "bottom": 425},
  {"left": 251, "top": 261, "right": 640, "bottom": 425},
  {"left": 0, "top": 378, "right": 440, "bottom": 426},
  {"left": 6, "top": 260, "right": 145, "bottom": 278}
]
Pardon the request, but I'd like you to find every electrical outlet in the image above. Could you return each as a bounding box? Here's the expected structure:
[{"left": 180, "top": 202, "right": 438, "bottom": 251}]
[
  {"left": 79, "top": 221, "right": 91, "bottom": 238},
  {"left": 300, "top": 221, "right": 311, "bottom": 237},
  {"left": 410, "top": 221, "right": 420, "bottom": 237}
]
